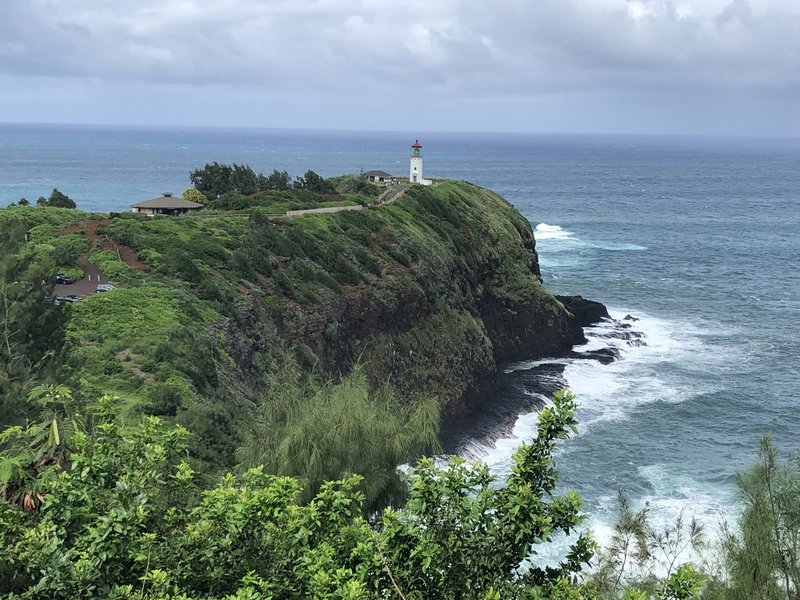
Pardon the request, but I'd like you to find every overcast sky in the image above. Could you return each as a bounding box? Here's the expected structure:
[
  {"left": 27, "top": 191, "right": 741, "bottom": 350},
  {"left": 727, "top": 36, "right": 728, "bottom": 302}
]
[{"left": 1, "top": 0, "right": 798, "bottom": 135}]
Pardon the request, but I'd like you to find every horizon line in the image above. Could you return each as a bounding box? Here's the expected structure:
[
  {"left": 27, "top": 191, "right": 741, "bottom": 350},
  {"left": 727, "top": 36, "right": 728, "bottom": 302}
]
[{"left": 1, "top": 120, "right": 798, "bottom": 141}]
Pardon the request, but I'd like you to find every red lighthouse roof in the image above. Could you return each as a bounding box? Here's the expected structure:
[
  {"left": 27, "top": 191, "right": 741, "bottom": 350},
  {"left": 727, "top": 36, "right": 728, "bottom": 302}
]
[{"left": 411, "top": 139, "right": 422, "bottom": 148}]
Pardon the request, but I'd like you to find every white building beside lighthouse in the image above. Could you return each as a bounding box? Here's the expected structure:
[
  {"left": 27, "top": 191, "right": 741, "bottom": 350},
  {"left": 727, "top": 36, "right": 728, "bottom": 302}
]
[{"left": 409, "top": 139, "right": 432, "bottom": 185}]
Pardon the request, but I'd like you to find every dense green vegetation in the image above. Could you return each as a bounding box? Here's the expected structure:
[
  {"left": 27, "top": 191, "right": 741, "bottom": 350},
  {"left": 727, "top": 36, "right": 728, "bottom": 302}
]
[
  {"left": 132, "top": 182, "right": 553, "bottom": 398},
  {"left": 38, "top": 189, "right": 77, "bottom": 209},
  {"left": 2, "top": 385, "right": 794, "bottom": 599},
  {"left": 189, "top": 162, "right": 338, "bottom": 198},
  {"left": 1, "top": 388, "right": 594, "bottom": 599},
  {"left": 7, "top": 189, "right": 76, "bottom": 209},
  {"left": 0, "top": 180, "right": 570, "bottom": 501},
  {"left": 190, "top": 162, "right": 292, "bottom": 197},
  {"left": 1, "top": 176, "right": 798, "bottom": 598},
  {"left": 0, "top": 219, "right": 68, "bottom": 425},
  {"left": 237, "top": 359, "right": 440, "bottom": 510},
  {"left": 177, "top": 163, "right": 375, "bottom": 213},
  {"left": 716, "top": 437, "right": 800, "bottom": 599}
]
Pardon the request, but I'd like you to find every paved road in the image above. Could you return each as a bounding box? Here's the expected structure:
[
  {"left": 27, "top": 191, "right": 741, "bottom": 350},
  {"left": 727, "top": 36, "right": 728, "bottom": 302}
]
[
  {"left": 54, "top": 257, "right": 111, "bottom": 299},
  {"left": 285, "top": 205, "right": 364, "bottom": 217},
  {"left": 379, "top": 183, "right": 408, "bottom": 205}
]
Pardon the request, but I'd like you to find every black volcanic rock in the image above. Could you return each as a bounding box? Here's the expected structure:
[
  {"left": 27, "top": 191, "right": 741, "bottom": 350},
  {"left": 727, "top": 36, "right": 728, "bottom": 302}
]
[
  {"left": 556, "top": 295, "right": 611, "bottom": 327},
  {"left": 479, "top": 295, "right": 587, "bottom": 365},
  {"left": 568, "top": 347, "right": 622, "bottom": 364}
]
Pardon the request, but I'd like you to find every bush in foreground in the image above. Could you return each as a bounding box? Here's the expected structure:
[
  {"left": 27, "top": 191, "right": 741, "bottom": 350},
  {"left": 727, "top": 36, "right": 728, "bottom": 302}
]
[{"left": 0, "top": 389, "right": 592, "bottom": 599}]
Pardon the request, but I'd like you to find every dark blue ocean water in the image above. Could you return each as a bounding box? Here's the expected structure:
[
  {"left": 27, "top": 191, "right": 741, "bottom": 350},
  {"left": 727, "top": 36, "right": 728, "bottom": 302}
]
[{"left": 2, "top": 123, "right": 799, "bottom": 546}]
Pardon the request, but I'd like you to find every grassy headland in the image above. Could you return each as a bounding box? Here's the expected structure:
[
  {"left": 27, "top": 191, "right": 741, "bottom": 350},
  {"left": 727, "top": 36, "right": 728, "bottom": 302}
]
[{"left": 1, "top": 180, "right": 584, "bottom": 490}]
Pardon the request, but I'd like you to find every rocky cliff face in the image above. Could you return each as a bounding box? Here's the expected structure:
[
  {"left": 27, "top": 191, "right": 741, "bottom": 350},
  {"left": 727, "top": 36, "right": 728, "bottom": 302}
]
[{"left": 219, "top": 181, "right": 607, "bottom": 415}]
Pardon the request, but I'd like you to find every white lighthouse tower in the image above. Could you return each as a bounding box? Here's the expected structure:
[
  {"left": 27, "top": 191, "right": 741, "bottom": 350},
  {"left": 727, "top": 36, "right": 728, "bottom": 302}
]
[{"left": 409, "top": 139, "right": 431, "bottom": 185}]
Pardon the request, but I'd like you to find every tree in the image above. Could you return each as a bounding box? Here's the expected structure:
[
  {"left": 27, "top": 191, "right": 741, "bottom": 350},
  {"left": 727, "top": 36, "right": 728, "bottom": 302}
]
[
  {"left": 295, "top": 169, "right": 335, "bottom": 193},
  {"left": 333, "top": 173, "right": 381, "bottom": 196},
  {"left": 716, "top": 437, "right": 800, "bottom": 600},
  {"left": 589, "top": 492, "right": 708, "bottom": 599},
  {"left": 17, "top": 198, "right": 29, "bottom": 206},
  {"left": 190, "top": 163, "right": 265, "bottom": 198},
  {"left": 30, "top": 190, "right": 76, "bottom": 209},
  {"left": 0, "top": 385, "right": 81, "bottom": 510},
  {"left": 181, "top": 187, "right": 208, "bottom": 205},
  {"left": 590, "top": 438, "right": 800, "bottom": 600},
  {"left": 46, "top": 188, "right": 77, "bottom": 209},
  {"left": 0, "top": 219, "right": 68, "bottom": 425},
  {"left": 190, "top": 162, "right": 233, "bottom": 198},
  {"left": 379, "top": 390, "right": 594, "bottom": 598},
  {"left": 237, "top": 359, "right": 441, "bottom": 510},
  {"left": 229, "top": 163, "right": 260, "bottom": 195},
  {"left": 265, "top": 169, "right": 291, "bottom": 190},
  {"left": 0, "top": 388, "right": 594, "bottom": 599},
  {"left": 53, "top": 241, "right": 79, "bottom": 266}
]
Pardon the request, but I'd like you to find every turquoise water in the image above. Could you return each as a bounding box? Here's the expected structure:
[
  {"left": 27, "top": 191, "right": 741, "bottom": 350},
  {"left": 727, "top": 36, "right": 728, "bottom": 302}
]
[{"left": 2, "top": 124, "right": 799, "bottom": 545}]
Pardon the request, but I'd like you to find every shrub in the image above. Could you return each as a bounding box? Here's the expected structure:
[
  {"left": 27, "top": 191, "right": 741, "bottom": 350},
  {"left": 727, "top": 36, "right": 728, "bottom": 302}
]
[
  {"left": 0, "top": 388, "right": 593, "bottom": 599},
  {"left": 88, "top": 250, "right": 140, "bottom": 284}
]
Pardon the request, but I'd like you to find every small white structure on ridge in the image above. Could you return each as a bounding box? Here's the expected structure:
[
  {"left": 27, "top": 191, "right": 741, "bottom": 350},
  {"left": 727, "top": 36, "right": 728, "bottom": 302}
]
[{"left": 409, "top": 139, "right": 432, "bottom": 185}]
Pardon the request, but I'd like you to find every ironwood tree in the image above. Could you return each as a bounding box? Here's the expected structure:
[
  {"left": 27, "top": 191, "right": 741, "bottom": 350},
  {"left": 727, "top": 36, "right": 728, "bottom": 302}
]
[{"left": 0, "top": 219, "right": 67, "bottom": 425}]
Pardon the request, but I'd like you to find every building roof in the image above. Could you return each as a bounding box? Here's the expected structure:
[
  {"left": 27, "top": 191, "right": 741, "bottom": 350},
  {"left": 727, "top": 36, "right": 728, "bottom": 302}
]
[
  {"left": 364, "top": 170, "right": 393, "bottom": 178},
  {"left": 411, "top": 139, "right": 422, "bottom": 148},
  {"left": 131, "top": 194, "right": 204, "bottom": 209}
]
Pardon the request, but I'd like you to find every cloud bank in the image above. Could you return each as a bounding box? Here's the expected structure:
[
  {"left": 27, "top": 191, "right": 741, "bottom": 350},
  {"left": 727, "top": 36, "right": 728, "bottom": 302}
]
[{"left": 1, "top": 0, "right": 798, "bottom": 134}]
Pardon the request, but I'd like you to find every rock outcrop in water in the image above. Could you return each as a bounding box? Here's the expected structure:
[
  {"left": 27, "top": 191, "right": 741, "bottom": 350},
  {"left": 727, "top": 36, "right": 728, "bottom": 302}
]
[{"left": 555, "top": 295, "right": 611, "bottom": 328}]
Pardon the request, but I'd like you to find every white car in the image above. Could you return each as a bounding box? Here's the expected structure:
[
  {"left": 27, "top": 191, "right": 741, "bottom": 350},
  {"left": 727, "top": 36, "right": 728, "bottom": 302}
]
[{"left": 96, "top": 284, "right": 116, "bottom": 292}]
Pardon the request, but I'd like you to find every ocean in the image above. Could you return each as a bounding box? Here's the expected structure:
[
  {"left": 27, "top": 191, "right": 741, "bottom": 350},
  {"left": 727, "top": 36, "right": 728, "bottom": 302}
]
[{"left": 2, "top": 123, "right": 799, "bottom": 554}]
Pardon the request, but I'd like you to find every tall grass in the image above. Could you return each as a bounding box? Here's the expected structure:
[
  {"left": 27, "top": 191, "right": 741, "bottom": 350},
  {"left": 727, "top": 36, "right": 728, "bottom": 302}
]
[{"left": 237, "top": 356, "right": 440, "bottom": 510}]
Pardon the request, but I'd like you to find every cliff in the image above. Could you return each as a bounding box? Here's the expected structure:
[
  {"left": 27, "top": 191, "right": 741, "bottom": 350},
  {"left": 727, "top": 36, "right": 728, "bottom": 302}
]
[
  {"left": 9, "top": 181, "right": 607, "bottom": 469},
  {"left": 210, "top": 181, "right": 602, "bottom": 414}
]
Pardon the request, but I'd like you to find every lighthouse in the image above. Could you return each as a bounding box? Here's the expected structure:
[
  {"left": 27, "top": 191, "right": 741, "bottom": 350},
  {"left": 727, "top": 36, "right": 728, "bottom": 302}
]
[{"left": 409, "top": 139, "right": 425, "bottom": 184}]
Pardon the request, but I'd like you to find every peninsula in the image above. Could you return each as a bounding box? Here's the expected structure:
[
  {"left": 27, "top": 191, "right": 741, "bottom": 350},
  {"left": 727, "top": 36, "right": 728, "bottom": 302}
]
[{"left": 1, "top": 172, "right": 608, "bottom": 488}]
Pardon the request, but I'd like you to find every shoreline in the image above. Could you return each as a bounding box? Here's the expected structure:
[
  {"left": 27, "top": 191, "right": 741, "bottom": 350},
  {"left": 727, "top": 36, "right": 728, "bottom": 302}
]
[{"left": 440, "top": 307, "right": 643, "bottom": 456}]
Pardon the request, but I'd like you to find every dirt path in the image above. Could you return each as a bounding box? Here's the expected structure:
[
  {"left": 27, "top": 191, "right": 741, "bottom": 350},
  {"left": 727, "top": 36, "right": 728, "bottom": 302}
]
[
  {"left": 60, "top": 218, "right": 145, "bottom": 271},
  {"left": 59, "top": 219, "right": 145, "bottom": 270},
  {"left": 55, "top": 218, "right": 147, "bottom": 298}
]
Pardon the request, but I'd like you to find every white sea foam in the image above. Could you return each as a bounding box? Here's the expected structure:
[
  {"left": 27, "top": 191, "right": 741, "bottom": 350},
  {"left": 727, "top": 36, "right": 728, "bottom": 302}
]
[
  {"left": 455, "top": 308, "right": 739, "bottom": 567},
  {"left": 586, "top": 465, "right": 733, "bottom": 574},
  {"left": 518, "top": 464, "right": 734, "bottom": 575},
  {"left": 534, "top": 222, "right": 648, "bottom": 252},
  {"left": 503, "top": 357, "right": 565, "bottom": 374},
  {"left": 535, "top": 223, "right": 574, "bottom": 240},
  {"left": 500, "top": 311, "right": 704, "bottom": 431},
  {"left": 567, "top": 312, "right": 740, "bottom": 565},
  {"left": 469, "top": 309, "right": 734, "bottom": 457},
  {"left": 592, "top": 242, "right": 648, "bottom": 251},
  {"left": 568, "top": 309, "right": 736, "bottom": 429}
]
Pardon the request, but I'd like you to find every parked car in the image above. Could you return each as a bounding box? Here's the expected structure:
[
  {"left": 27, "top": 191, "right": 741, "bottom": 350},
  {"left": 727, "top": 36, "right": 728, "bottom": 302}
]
[
  {"left": 96, "top": 284, "right": 116, "bottom": 292},
  {"left": 63, "top": 294, "right": 82, "bottom": 302},
  {"left": 54, "top": 274, "right": 74, "bottom": 285}
]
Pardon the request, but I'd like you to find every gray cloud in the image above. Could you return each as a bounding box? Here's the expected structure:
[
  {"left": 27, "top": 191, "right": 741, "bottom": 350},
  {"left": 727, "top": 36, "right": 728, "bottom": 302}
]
[{"left": 0, "top": 0, "right": 798, "bottom": 133}]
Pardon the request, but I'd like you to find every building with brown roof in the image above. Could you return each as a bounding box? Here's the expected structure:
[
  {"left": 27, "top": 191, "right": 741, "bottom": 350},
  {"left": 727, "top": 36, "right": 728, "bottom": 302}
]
[
  {"left": 131, "top": 193, "right": 204, "bottom": 216},
  {"left": 364, "top": 170, "right": 395, "bottom": 184}
]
